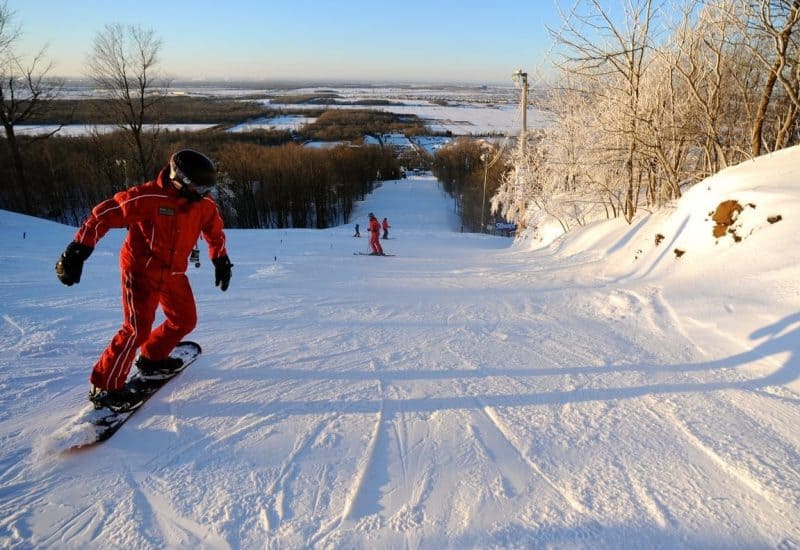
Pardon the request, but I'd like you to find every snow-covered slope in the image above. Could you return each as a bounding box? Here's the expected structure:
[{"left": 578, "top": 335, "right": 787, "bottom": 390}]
[{"left": 0, "top": 150, "right": 798, "bottom": 548}]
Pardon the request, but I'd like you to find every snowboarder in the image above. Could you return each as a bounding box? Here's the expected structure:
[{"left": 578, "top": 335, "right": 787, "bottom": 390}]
[
  {"left": 368, "top": 213, "right": 384, "bottom": 255},
  {"left": 382, "top": 217, "right": 390, "bottom": 239},
  {"left": 55, "top": 149, "right": 233, "bottom": 412},
  {"left": 353, "top": 223, "right": 360, "bottom": 237}
]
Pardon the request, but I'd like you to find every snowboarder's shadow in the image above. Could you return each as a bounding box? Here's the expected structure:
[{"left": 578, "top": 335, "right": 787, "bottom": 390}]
[
  {"left": 737, "top": 310, "right": 800, "bottom": 394},
  {"left": 480, "top": 310, "right": 800, "bottom": 408},
  {"left": 203, "top": 311, "right": 800, "bottom": 417},
  {"left": 521, "top": 310, "right": 800, "bottom": 406}
]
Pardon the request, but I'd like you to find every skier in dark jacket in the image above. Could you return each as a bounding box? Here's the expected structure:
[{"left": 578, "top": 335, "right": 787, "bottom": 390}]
[{"left": 55, "top": 149, "right": 233, "bottom": 412}]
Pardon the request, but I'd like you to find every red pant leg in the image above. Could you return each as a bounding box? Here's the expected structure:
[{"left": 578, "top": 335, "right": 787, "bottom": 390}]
[
  {"left": 139, "top": 274, "right": 197, "bottom": 361},
  {"left": 370, "top": 234, "right": 383, "bottom": 254},
  {"left": 90, "top": 271, "right": 159, "bottom": 390}
]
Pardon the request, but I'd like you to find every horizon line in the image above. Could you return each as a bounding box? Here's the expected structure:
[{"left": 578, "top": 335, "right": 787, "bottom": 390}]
[{"left": 52, "top": 75, "right": 521, "bottom": 88}]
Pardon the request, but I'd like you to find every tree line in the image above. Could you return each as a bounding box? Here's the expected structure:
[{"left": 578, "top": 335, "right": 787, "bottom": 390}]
[
  {"left": 213, "top": 140, "right": 400, "bottom": 229},
  {"left": 302, "top": 109, "right": 427, "bottom": 142},
  {"left": 492, "top": 0, "right": 800, "bottom": 235},
  {"left": 0, "top": 129, "right": 400, "bottom": 229},
  {"left": 432, "top": 138, "right": 508, "bottom": 233},
  {"left": 23, "top": 97, "right": 267, "bottom": 125}
]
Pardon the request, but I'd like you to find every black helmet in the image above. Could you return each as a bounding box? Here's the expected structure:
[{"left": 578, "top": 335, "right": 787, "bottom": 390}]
[
  {"left": 368, "top": 212, "right": 375, "bottom": 218},
  {"left": 169, "top": 149, "right": 216, "bottom": 194}
]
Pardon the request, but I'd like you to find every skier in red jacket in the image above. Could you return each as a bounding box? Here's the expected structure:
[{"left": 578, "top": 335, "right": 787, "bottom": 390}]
[
  {"left": 56, "top": 149, "right": 233, "bottom": 411},
  {"left": 368, "top": 213, "right": 384, "bottom": 255}
]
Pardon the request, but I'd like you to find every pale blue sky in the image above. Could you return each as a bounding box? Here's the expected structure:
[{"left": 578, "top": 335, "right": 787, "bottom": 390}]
[{"left": 8, "top": 0, "right": 567, "bottom": 83}]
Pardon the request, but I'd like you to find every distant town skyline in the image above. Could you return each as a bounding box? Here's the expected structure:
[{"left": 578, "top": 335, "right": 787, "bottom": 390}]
[{"left": 8, "top": 0, "right": 568, "bottom": 85}]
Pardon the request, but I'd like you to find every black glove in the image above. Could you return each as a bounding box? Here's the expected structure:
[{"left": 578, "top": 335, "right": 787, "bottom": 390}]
[
  {"left": 55, "top": 241, "right": 93, "bottom": 286},
  {"left": 212, "top": 255, "right": 233, "bottom": 291}
]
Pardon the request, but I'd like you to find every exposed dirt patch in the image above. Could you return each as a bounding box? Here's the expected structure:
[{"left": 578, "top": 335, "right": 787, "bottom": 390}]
[{"left": 711, "top": 200, "right": 743, "bottom": 238}]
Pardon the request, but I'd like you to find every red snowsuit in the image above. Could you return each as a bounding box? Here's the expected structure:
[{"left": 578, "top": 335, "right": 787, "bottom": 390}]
[
  {"left": 74, "top": 168, "right": 228, "bottom": 390},
  {"left": 368, "top": 216, "right": 384, "bottom": 255}
]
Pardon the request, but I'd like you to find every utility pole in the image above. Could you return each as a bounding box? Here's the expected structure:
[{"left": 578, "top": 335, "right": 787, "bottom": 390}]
[
  {"left": 481, "top": 153, "right": 489, "bottom": 233},
  {"left": 512, "top": 69, "right": 528, "bottom": 140}
]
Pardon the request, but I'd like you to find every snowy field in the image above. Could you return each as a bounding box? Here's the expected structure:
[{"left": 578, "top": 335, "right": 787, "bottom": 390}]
[
  {"left": 227, "top": 115, "right": 316, "bottom": 133},
  {"left": 1, "top": 147, "right": 800, "bottom": 548},
  {"left": 258, "top": 84, "right": 545, "bottom": 135},
  {"left": 17, "top": 84, "right": 542, "bottom": 137},
  {"left": 258, "top": 101, "right": 540, "bottom": 135}
]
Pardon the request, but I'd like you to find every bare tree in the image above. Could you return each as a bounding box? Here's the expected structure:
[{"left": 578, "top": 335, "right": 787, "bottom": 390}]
[
  {"left": 0, "top": 0, "right": 16, "bottom": 54},
  {"left": 86, "top": 23, "right": 167, "bottom": 182},
  {"left": 0, "top": 1, "right": 63, "bottom": 211}
]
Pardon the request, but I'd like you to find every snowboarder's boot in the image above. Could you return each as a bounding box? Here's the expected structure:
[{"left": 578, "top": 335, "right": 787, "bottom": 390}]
[
  {"left": 136, "top": 355, "right": 185, "bottom": 380},
  {"left": 89, "top": 385, "right": 144, "bottom": 412}
]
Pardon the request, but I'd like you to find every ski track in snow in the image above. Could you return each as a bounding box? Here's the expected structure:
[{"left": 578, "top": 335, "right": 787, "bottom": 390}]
[{"left": 1, "top": 171, "right": 799, "bottom": 548}]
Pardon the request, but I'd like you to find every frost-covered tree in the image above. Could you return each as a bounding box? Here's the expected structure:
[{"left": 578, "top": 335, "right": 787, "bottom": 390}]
[
  {"left": 500, "top": 0, "right": 800, "bottom": 241},
  {"left": 734, "top": 0, "right": 800, "bottom": 155},
  {"left": 552, "top": 0, "right": 658, "bottom": 223}
]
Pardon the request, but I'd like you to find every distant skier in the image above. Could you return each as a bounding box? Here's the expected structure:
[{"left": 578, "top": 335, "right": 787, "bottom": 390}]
[
  {"left": 382, "top": 217, "right": 391, "bottom": 239},
  {"left": 368, "top": 213, "right": 384, "bottom": 255},
  {"left": 55, "top": 149, "right": 233, "bottom": 412},
  {"left": 353, "top": 223, "right": 360, "bottom": 237}
]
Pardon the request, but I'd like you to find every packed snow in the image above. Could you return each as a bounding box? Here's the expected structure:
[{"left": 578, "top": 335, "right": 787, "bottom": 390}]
[{"left": 0, "top": 146, "right": 799, "bottom": 548}]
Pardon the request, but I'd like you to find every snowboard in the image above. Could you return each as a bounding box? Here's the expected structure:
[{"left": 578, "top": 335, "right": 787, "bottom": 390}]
[
  {"left": 353, "top": 252, "right": 396, "bottom": 256},
  {"left": 58, "top": 341, "right": 202, "bottom": 452}
]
